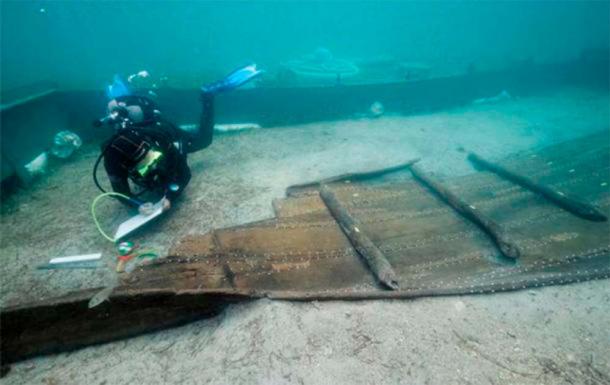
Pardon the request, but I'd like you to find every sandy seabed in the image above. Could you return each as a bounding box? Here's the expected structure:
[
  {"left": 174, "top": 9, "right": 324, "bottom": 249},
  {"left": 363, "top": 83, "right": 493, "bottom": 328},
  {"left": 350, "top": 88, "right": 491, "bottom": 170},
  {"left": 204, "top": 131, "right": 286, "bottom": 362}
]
[{"left": 1, "top": 86, "right": 609, "bottom": 384}]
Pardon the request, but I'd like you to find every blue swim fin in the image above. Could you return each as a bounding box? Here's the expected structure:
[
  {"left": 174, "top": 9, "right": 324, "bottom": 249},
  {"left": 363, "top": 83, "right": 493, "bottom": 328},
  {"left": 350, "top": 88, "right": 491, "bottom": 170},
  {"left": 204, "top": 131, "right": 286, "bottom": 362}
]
[
  {"left": 201, "top": 64, "right": 264, "bottom": 94},
  {"left": 106, "top": 74, "right": 131, "bottom": 99}
]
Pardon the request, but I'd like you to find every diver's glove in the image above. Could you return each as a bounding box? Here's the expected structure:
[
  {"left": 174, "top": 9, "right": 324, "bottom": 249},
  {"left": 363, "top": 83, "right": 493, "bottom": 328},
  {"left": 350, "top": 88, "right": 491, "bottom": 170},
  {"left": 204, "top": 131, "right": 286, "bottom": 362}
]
[
  {"left": 138, "top": 202, "right": 156, "bottom": 216},
  {"left": 161, "top": 197, "right": 171, "bottom": 212},
  {"left": 201, "top": 64, "right": 264, "bottom": 95}
]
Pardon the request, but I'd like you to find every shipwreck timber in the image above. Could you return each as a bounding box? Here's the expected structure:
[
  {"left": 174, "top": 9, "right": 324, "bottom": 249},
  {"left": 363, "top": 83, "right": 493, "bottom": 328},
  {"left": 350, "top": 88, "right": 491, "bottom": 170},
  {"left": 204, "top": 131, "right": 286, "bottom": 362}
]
[
  {"left": 467, "top": 152, "right": 608, "bottom": 222},
  {"left": 408, "top": 163, "right": 521, "bottom": 260},
  {"left": 2, "top": 131, "right": 609, "bottom": 364}
]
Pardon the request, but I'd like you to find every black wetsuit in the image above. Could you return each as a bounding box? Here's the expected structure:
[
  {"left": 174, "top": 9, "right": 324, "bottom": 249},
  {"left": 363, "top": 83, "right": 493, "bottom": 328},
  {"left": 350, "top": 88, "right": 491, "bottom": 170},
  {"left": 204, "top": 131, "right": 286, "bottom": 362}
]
[{"left": 102, "top": 93, "right": 214, "bottom": 206}]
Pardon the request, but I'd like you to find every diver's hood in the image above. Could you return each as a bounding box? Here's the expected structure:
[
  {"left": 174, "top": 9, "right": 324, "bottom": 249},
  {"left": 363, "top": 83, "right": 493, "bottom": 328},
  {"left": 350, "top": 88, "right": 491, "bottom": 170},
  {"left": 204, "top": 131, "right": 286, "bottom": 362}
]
[
  {"left": 106, "top": 74, "right": 131, "bottom": 99},
  {"left": 103, "top": 74, "right": 161, "bottom": 127}
]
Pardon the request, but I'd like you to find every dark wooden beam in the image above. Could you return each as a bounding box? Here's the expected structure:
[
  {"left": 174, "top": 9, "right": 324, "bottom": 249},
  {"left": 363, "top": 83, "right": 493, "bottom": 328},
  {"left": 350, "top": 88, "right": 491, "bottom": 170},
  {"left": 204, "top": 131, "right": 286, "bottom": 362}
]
[
  {"left": 468, "top": 152, "right": 607, "bottom": 222},
  {"left": 319, "top": 184, "right": 399, "bottom": 290},
  {"left": 0, "top": 288, "right": 249, "bottom": 365},
  {"left": 408, "top": 164, "right": 521, "bottom": 260},
  {"left": 286, "top": 158, "right": 420, "bottom": 196}
]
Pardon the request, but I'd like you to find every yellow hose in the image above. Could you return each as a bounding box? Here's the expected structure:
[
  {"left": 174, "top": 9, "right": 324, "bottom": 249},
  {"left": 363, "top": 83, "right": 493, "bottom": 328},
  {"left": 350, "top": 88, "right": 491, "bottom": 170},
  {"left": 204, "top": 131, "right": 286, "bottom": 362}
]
[{"left": 91, "top": 192, "right": 130, "bottom": 242}]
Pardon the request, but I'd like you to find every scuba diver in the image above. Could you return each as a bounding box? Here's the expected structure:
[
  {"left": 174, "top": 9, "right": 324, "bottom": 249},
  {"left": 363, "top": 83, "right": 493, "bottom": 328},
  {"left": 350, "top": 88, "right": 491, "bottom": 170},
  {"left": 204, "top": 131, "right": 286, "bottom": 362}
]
[{"left": 93, "top": 64, "right": 263, "bottom": 213}]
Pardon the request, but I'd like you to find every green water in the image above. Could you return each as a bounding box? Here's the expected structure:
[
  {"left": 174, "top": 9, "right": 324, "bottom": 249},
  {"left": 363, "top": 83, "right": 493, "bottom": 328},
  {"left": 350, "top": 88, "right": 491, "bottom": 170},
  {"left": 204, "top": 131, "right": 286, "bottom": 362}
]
[{"left": 2, "top": 1, "right": 609, "bottom": 90}]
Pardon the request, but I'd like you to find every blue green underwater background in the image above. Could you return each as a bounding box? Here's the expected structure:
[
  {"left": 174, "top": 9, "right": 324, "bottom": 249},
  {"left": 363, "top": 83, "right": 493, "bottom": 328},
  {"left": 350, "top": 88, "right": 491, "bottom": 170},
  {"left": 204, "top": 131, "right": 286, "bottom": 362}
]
[{"left": 2, "top": 1, "right": 609, "bottom": 91}]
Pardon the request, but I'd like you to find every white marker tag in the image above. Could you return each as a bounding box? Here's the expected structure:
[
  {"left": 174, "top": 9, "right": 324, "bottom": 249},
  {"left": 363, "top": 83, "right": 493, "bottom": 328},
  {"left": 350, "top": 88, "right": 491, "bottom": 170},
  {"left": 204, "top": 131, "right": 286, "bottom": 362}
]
[{"left": 49, "top": 253, "right": 102, "bottom": 264}]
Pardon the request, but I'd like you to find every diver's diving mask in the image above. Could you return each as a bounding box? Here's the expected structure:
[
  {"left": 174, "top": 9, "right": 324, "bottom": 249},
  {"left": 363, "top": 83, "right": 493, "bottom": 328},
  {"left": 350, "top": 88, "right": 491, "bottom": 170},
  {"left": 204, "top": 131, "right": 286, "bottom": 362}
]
[{"left": 105, "top": 96, "right": 158, "bottom": 127}]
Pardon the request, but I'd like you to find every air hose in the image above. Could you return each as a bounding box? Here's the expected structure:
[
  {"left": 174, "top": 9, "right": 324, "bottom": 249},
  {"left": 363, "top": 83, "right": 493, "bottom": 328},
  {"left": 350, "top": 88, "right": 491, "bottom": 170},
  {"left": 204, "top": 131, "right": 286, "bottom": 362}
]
[
  {"left": 91, "top": 193, "right": 159, "bottom": 260},
  {"left": 91, "top": 192, "right": 131, "bottom": 242}
]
